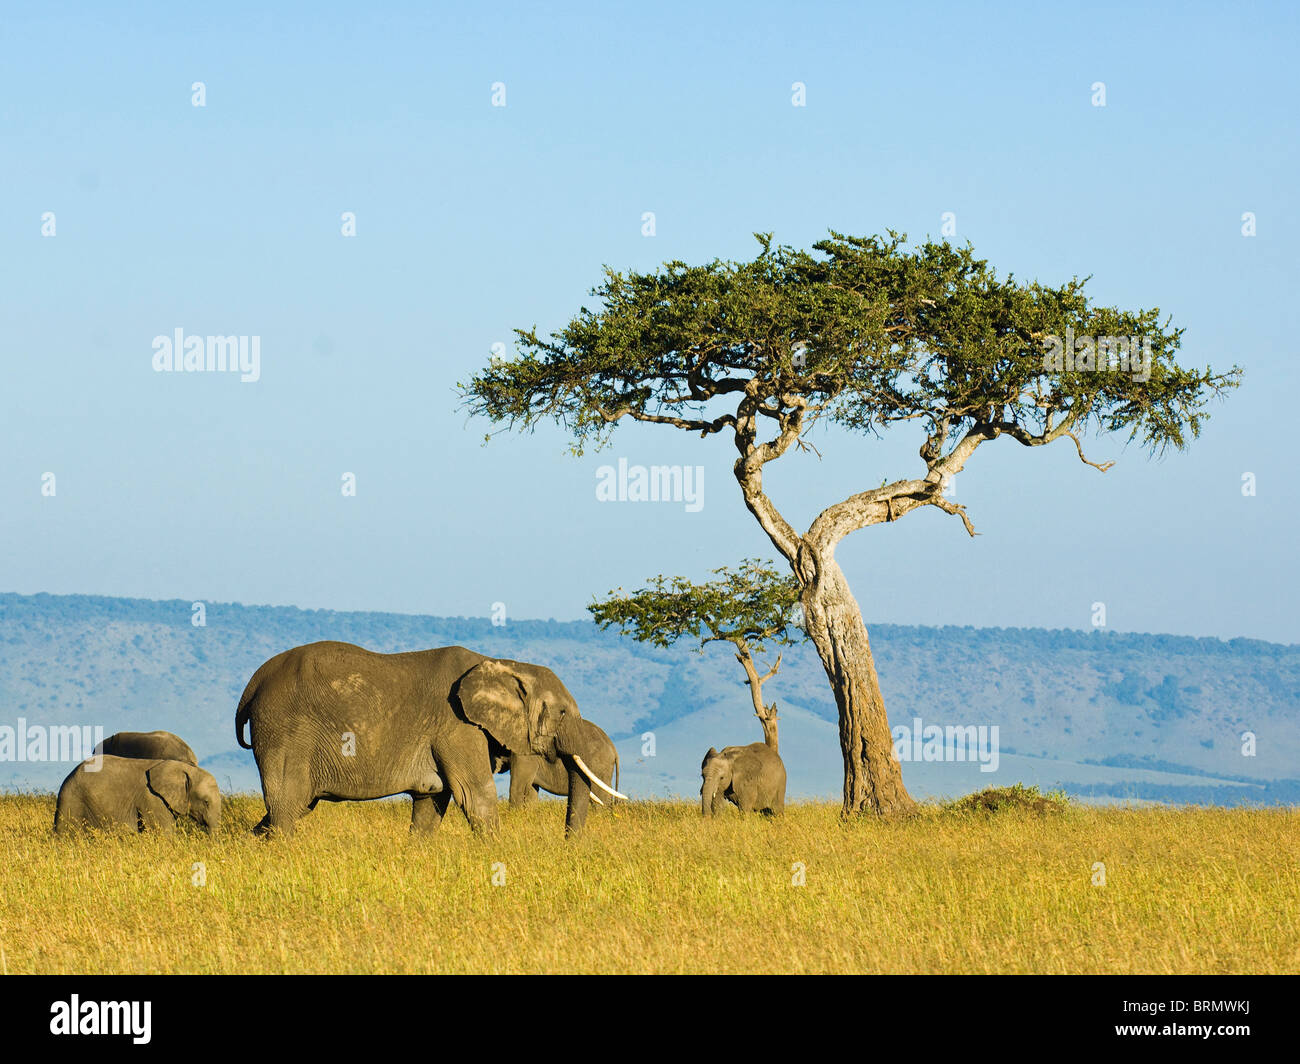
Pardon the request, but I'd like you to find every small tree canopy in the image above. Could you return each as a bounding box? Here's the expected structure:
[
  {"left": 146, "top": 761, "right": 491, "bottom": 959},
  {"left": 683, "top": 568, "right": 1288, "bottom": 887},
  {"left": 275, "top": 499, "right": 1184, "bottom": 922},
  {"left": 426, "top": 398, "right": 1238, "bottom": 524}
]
[
  {"left": 588, "top": 559, "right": 803, "bottom": 655},
  {"left": 589, "top": 560, "right": 804, "bottom": 749}
]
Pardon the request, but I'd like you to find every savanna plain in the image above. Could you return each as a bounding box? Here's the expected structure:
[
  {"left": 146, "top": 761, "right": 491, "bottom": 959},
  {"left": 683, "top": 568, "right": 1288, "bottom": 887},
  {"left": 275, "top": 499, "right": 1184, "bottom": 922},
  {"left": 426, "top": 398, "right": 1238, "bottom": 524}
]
[{"left": 1, "top": 794, "right": 1295, "bottom": 974}]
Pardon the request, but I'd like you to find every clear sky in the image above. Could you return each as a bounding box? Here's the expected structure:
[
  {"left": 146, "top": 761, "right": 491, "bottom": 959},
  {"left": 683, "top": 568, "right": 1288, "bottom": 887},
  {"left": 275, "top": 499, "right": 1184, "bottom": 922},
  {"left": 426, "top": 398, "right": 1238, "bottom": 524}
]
[{"left": 2, "top": 1, "right": 1297, "bottom": 642}]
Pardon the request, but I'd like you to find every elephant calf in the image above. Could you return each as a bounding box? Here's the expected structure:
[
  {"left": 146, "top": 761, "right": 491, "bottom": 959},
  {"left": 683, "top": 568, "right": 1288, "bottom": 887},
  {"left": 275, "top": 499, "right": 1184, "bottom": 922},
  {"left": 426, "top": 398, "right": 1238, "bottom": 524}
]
[
  {"left": 55, "top": 756, "right": 222, "bottom": 835},
  {"left": 701, "top": 743, "right": 786, "bottom": 817},
  {"left": 500, "top": 717, "right": 621, "bottom": 808},
  {"left": 94, "top": 729, "right": 198, "bottom": 766}
]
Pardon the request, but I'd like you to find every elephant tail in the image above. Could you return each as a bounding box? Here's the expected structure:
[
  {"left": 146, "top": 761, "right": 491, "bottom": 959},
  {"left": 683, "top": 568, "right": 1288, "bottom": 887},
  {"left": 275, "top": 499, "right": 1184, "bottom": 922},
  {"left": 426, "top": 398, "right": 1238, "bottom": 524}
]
[{"left": 234, "top": 676, "right": 258, "bottom": 750}]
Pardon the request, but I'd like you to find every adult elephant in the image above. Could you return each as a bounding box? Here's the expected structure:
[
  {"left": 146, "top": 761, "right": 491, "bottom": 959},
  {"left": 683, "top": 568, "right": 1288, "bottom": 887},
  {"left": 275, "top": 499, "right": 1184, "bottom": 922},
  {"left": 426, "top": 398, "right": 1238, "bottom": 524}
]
[
  {"left": 234, "top": 641, "right": 625, "bottom": 838},
  {"left": 94, "top": 730, "right": 198, "bottom": 766},
  {"left": 500, "top": 717, "right": 620, "bottom": 808}
]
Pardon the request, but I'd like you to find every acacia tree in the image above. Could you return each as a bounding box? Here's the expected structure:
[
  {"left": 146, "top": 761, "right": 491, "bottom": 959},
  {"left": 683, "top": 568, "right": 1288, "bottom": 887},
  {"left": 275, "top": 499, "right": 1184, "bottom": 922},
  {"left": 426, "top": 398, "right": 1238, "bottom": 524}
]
[
  {"left": 588, "top": 559, "right": 803, "bottom": 750},
  {"left": 462, "top": 231, "right": 1239, "bottom": 817}
]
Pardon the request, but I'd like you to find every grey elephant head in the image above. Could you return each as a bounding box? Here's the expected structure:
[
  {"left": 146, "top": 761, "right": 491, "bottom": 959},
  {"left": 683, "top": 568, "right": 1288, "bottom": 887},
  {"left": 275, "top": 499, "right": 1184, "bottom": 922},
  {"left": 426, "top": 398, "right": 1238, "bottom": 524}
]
[
  {"left": 456, "top": 658, "right": 582, "bottom": 762},
  {"left": 700, "top": 746, "right": 731, "bottom": 817},
  {"left": 146, "top": 761, "right": 222, "bottom": 834}
]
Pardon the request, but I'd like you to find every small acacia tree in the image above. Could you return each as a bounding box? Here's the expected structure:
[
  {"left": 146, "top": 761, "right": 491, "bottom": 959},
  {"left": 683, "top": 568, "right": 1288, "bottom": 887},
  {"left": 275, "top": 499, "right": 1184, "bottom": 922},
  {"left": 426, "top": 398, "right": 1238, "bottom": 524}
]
[
  {"left": 588, "top": 559, "right": 803, "bottom": 750},
  {"left": 463, "top": 231, "right": 1239, "bottom": 817}
]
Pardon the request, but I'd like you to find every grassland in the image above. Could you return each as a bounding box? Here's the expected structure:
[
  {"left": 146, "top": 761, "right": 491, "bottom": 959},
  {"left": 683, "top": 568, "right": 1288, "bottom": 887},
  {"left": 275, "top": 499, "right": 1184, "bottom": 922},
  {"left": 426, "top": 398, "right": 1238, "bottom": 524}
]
[{"left": 1, "top": 793, "right": 1296, "bottom": 974}]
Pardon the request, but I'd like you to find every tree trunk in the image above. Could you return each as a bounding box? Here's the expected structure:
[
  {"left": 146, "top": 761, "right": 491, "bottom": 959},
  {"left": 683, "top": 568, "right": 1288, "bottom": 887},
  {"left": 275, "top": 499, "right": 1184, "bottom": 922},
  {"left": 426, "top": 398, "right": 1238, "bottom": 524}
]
[
  {"left": 735, "top": 646, "right": 781, "bottom": 751},
  {"left": 798, "top": 551, "right": 916, "bottom": 818}
]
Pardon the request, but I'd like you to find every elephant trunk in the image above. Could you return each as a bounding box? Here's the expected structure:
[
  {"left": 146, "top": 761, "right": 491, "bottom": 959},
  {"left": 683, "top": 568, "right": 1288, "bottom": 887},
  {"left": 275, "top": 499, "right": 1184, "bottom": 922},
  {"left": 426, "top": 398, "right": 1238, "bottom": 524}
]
[
  {"left": 701, "top": 779, "right": 717, "bottom": 817},
  {"left": 563, "top": 762, "right": 591, "bottom": 839},
  {"left": 553, "top": 713, "right": 581, "bottom": 758}
]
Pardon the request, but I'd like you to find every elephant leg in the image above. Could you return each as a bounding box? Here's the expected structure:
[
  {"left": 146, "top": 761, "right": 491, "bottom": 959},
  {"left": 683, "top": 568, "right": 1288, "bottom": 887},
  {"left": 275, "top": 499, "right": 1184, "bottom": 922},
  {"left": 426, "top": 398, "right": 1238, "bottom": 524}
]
[
  {"left": 410, "top": 792, "right": 451, "bottom": 834},
  {"left": 732, "top": 779, "right": 759, "bottom": 814},
  {"left": 564, "top": 763, "right": 591, "bottom": 838},
  {"left": 263, "top": 778, "right": 314, "bottom": 837},
  {"left": 508, "top": 753, "right": 543, "bottom": 806},
  {"left": 446, "top": 772, "right": 498, "bottom": 834},
  {"left": 257, "top": 750, "right": 315, "bottom": 837},
  {"left": 434, "top": 725, "right": 500, "bottom": 834},
  {"left": 137, "top": 794, "right": 177, "bottom": 834},
  {"left": 264, "top": 800, "right": 311, "bottom": 837},
  {"left": 54, "top": 791, "right": 86, "bottom": 833}
]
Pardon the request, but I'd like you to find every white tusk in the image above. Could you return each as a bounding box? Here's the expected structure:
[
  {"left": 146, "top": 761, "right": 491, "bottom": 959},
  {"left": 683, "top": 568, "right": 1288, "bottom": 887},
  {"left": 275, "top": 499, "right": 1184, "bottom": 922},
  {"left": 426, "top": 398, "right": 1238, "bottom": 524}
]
[
  {"left": 574, "top": 755, "right": 629, "bottom": 801},
  {"left": 589, "top": 792, "right": 604, "bottom": 806}
]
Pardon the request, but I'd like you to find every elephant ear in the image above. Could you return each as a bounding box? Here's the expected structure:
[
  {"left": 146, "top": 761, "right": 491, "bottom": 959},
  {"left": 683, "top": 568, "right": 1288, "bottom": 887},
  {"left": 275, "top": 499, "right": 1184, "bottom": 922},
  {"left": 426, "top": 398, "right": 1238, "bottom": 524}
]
[
  {"left": 145, "top": 761, "right": 191, "bottom": 817},
  {"left": 457, "top": 660, "right": 530, "bottom": 752}
]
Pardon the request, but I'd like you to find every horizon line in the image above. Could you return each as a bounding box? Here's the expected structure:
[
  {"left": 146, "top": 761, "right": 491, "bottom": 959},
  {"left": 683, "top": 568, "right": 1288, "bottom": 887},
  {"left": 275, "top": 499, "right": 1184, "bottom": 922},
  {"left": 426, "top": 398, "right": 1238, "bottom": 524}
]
[{"left": 1, "top": 588, "right": 1294, "bottom": 650}]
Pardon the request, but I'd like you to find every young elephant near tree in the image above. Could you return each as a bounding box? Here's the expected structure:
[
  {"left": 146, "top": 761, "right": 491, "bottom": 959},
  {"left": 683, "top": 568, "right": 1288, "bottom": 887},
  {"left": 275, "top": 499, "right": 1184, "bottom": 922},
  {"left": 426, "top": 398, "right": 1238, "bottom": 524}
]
[
  {"left": 54, "top": 756, "right": 222, "bottom": 835},
  {"left": 499, "top": 717, "right": 621, "bottom": 809},
  {"left": 701, "top": 685, "right": 786, "bottom": 816},
  {"left": 93, "top": 730, "right": 198, "bottom": 766},
  {"left": 701, "top": 743, "right": 786, "bottom": 817}
]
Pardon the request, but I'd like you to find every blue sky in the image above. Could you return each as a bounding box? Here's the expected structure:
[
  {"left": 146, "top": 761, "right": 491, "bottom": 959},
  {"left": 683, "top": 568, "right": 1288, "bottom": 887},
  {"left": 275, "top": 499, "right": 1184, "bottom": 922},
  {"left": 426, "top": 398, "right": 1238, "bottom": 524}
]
[{"left": 2, "top": 1, "right": 1297, "bottom": 642}]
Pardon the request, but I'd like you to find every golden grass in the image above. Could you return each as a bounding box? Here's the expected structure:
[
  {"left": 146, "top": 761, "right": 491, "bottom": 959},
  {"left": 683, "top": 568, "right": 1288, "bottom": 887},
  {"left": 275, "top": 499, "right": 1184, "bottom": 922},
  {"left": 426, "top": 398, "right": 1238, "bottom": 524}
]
[{"left": 1, "top": 794, "right": 1296, "bottom": 974}]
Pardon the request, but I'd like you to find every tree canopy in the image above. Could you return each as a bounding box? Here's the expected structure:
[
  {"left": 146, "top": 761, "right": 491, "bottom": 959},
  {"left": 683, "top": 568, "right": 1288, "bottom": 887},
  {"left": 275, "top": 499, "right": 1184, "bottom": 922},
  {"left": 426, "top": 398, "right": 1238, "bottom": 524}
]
[
  {"left": 589, "top": 560, "right": 803, "bottom": 748},
  {"left": 465, "top": 231, "right": 1238, "bottom": 473},
  {"left": 588, "top": 559, "right": 803, "bottom": 655}
]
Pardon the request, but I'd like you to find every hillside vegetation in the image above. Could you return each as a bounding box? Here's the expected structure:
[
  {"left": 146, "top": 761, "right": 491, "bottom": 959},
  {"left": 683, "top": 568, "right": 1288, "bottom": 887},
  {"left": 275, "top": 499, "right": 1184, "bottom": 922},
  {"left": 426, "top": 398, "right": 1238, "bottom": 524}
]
[{"left": 1, "top": 592, "right": 1297, "bottom": 802}]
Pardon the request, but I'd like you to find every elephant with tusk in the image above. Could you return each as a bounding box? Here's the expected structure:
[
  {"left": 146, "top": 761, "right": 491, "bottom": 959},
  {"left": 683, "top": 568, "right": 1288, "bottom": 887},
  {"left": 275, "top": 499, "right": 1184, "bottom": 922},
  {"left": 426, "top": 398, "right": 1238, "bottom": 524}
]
[
  {"left": 498, "top": 717, "right": 623, "bottom": 809},
  {"left": 236, "top": 641, "right": 616, "bottom": 838}
]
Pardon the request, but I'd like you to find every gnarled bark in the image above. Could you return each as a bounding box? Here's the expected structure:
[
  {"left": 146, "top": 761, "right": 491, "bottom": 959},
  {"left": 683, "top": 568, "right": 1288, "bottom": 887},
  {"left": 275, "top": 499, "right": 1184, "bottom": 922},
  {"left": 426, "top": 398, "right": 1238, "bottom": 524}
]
[
  {"left": 733, "top": 403, "right": 918, "bottom": 817},
  {"left": 797, "top": 550, "right": 914, "bottom": 816}
]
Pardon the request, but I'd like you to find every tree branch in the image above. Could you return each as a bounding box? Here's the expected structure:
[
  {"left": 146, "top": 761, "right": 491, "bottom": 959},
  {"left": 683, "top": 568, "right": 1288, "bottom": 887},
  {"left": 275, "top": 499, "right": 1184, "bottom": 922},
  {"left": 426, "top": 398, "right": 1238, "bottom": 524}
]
[
  {"left": 806, "top": 479, "right": 933, "bottom": 552},
  {"left": 734, "top": 645, "right": 780, "bottom": 746},
  {"left": 1066, "top": 431, "right": 1115, "bottom": 472},
  {"left": 732, "top": 396, "right": 806, "bottom": 562},
  {"left": 598, "top": 407, "right": 735, "bottom": 435},
  {"left": 930, "top": 494, "right": 978, "bottom": 536}
]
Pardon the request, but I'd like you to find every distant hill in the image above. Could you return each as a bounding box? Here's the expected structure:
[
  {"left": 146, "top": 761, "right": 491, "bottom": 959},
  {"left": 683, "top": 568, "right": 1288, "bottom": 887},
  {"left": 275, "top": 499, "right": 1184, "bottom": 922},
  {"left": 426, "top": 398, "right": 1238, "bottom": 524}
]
[{"left": 1, "top": 591, "right": 1296, "bottom": 805}]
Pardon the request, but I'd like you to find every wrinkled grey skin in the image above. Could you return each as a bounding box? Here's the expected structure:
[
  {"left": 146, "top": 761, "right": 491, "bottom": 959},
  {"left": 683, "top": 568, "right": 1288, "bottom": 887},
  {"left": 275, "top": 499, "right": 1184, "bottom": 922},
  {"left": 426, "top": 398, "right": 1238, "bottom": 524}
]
[
  {"left": 94, "top": 730, "right": 198, "bottom": 766},
  {"left": 235, "top": 641, "right": 593, "bottom": 838},
  {"left": 701, "top": 743, "right": 786, "bottom": 817},
  {"left": 55, "top": 756, "right": 222, "bottom": 834},
  {"left": 498, "top": 717, "right": 619, "bottom": 808}
]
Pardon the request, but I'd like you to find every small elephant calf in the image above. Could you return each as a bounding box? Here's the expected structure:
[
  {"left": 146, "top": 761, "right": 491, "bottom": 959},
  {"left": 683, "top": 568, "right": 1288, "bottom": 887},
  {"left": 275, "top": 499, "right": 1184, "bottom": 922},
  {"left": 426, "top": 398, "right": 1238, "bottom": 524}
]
[
  {"left": 55, "top": 756, "right": 222, "bottom": 835},
  {"left": 94, "top": 729, "right": 198, "bottom": 766},
  {"left": 701, "top": 743, "right": 786, "bottom": 817}
]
